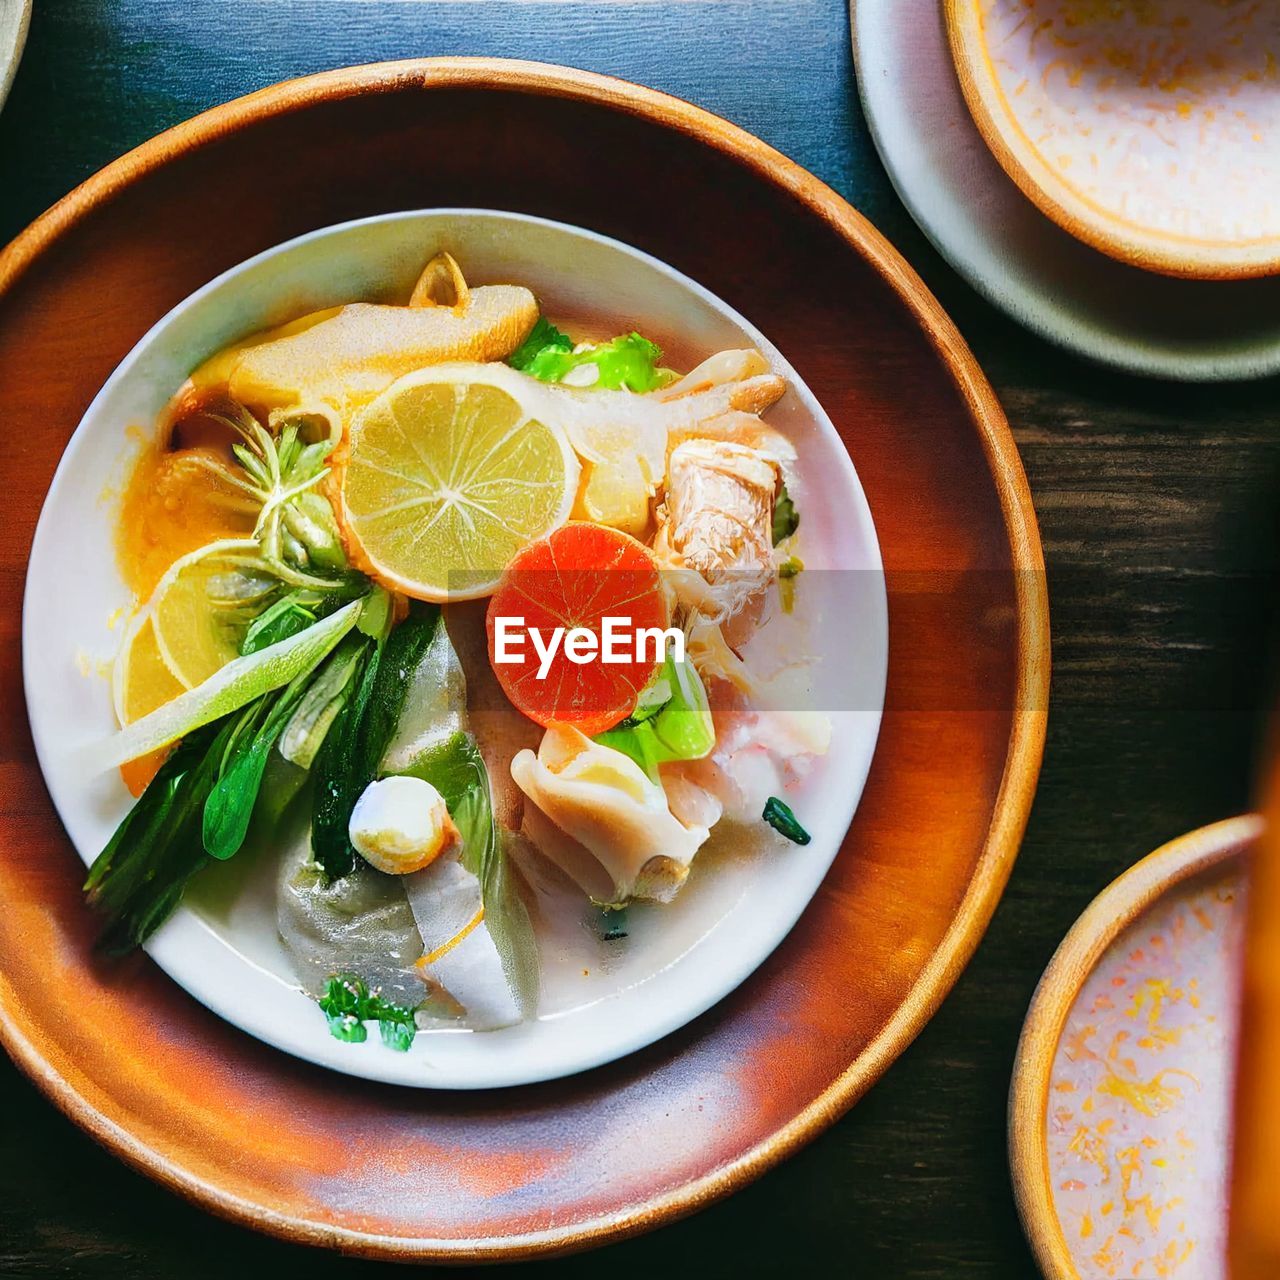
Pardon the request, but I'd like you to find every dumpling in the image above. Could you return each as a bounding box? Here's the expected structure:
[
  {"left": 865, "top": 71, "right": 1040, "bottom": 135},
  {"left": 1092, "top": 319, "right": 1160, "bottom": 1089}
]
[{"left": 510, "top": 726, "right": 711, "bottom": 904}]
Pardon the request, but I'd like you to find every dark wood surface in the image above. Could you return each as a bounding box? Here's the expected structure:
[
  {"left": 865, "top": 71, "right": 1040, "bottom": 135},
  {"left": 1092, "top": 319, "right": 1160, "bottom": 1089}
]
[{"left": 0, "top": 3, "right": 1274, "bottom": 1277}]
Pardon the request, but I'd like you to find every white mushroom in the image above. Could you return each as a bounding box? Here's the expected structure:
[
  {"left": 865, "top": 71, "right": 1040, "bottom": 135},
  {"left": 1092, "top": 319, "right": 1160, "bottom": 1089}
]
[{"left": 511, "top": 725, "right": 711, "bottom": 904}]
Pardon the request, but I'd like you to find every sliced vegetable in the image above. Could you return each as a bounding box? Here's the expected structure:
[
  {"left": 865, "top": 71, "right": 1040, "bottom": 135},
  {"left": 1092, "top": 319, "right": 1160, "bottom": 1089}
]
[
  {"left": 621, "top": 664, "right": 673, "bottom": 726},
  {"left": 278, "top": 633, "right": 368, "bottom": 769},
  {"left": 355, "top": 586, "right": 395, "bottom": 642},
  {"left": 190, "top": 407, "right": 354, "bottom": 591},
  {"left": 400, "top": 730, "right": 540, "bottom": 1022},
  {"left": 81, "top": 598, "right": 364, "bottom": 773},
  {"left": 595, "top": 655, "right": 715, "bottom": 780},
  {"left": 84, "top": 713, "right": 242, "bottom": 952},
  {"left": 485, "top": 522, "right": 670, "bottom": 736},
  {"left": 311, "top": 604, "right": 441, "bottom": 880},
  {"left": 772, "top": 483, "right": 800, "bottom": 545},
  {"left": 762, "top": 796, "right": 811, "bottom": 845},
  {"left": 201, "top": 664, "right": 321, "bottom": 860}
]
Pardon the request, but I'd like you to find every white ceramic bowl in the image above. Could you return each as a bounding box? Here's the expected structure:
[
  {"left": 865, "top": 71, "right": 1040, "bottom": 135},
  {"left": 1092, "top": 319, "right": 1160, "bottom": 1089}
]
[{"left": 22, "top": 210, "right": 887, "bottom": 1088}]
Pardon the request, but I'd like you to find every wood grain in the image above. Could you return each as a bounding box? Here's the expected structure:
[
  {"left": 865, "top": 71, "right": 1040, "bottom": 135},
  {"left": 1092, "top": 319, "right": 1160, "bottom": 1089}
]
[{"left": 0, "top": 2, "right": 1275, "bottom": 1277}]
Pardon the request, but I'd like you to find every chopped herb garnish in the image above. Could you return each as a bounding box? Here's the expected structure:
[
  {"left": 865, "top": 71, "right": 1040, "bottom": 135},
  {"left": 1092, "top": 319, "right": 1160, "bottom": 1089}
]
[
  {"left": 778, "top": 554, "right": 804, "bottom": 614},
  {"left": 509, "top": 317, "right": 672, "bottom": 392},
  {"left": 318, "top": 973, "right": 419, "bottom": 1051},
  {"left": 763, "top": 796, "right": 811, "bottom": 845},
  {"left": 772, "top": 485, "right": 800, "bottom": 546},
  {"left": 508, "top": 316, "right": 572, "bottom": 371}
]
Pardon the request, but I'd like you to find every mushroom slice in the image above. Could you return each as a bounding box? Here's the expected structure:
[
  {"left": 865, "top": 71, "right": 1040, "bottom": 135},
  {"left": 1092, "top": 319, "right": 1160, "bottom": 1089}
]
[{"left": 511, "top": 726, "right": 710, "bottom": 905}]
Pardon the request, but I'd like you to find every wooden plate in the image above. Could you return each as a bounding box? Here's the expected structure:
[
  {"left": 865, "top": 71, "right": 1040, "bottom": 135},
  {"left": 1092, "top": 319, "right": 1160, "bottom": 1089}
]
[
  {"left": 946, "top": 0, "right": 1280, "bottom": 281},
  {"left": 1010, "top": 815, "right": 1260, "bottom": 1280},
  {"left": 0, "top": 59, "right": 1048, "bottom": 1259}
]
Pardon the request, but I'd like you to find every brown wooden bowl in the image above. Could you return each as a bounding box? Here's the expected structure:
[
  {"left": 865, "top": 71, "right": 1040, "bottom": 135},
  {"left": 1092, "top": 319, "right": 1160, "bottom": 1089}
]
[{"left": 0, "top": 58, "right": 1048, "bottom": 1259}]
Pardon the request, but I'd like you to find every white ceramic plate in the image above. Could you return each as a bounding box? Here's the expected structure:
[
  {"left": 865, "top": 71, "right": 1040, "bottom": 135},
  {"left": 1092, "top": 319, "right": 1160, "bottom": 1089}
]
[
  {"left": 852, "top": 0, "right": 1280, "bottom": 381},
  {"left": 0, "top": 0, "right": 29, "bottom": 111},
  {"left": 22, "top": 210, "right": 887, "bottom": 1089}
]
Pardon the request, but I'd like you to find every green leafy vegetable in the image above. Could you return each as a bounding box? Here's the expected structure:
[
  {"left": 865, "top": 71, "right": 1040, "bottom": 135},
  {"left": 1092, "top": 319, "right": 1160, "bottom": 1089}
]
[
  {"left": 81, "top": 598, "right": 364, "bottom": 774},
  {"left": 763, "top": 796, "right": 811, "bottom": 845},
  {"left": 84, "top": 714, "right": 241, "bottom": 953},
  {"left": 311, "top": 604, "right": 441, "bottom": 880},
  {"left": 318, "top": 973, "right": 418, "bottom": 1051},
  {"left": 772, "top": 484, "right": 800, "bottom": 546},
  {"left": 201, "top": 664, "right": 322, "bottom": 860},
  {"left": 399, "top": 729, "right": 540, "bottom": 1017},
  {"left": 507, "top": 315, "right": 572, "bottom": 371},
  {"left": 355, "top": 586, "right": 395, "bottom": 642},
  {"left": 278, "top": 633, "right": 368, "bottom": 770},
  {"left": 618, "top": 665, "right": 672, "bottom": 726},
  {"left": 240, "top": 592, "right": 319, "bottom": 656},
  {"left": 510, "top": 319, "right": 673, "bottom": 392},
  {"left": 595, "top": 655, "right": 715, "bottom": 779}
]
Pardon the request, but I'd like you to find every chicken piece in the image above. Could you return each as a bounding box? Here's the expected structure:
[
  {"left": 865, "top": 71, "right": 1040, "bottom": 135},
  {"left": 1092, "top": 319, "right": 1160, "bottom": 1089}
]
[
  {"left": 557, "top": 352, "right": 785, "bottom": 538},
  {"left": 654, "top": 439, "right": 781, "bottom": 619},
  {"left": 666, "top": 409, "right": 797, "bottom": 470}
]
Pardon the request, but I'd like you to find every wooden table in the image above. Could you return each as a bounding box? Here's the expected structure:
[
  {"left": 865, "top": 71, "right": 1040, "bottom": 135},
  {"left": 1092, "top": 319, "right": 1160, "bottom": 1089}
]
[{"left": 1, "top": 2, "right": 1273, "bottom": 1276}]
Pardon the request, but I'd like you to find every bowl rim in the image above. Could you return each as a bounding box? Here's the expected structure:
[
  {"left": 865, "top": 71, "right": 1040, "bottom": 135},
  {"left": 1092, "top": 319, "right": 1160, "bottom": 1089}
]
[
  {"left": 1008, "top": 813, "right": 1263, "bottom": 1280},
  {"left": 0, "top": 56, "right": 1050, "bottom": 1260},
  {"left": 943, "top": 0, "right": 1280, "bottom": 282},
  {"left": 20, "top": 205, "right": 889, "bottom": 1091}
]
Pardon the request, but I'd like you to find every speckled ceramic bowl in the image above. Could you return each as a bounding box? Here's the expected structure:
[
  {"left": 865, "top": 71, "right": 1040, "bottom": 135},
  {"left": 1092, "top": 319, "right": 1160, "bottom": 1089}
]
[
  {"left": 947, "top": 0, "right": 1280, "bottom": 279},
  {"left": 1011, "top": 815, "right": 1260, "bottom": 1280},
  {"left": 0, "top": 59, "right": 1047, "bottom": 1258}
]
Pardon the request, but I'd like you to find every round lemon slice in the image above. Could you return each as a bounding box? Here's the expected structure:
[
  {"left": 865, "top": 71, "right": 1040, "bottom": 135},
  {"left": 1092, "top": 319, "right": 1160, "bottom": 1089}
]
[
  {"left": 337, "top": 365, "right": 579, "bottom": 600},
  {"left": 148, "top": 538, "right": 265, "bottom": 689},
  {"left": 113, "top": 611, "right": 188, "bottom": 727}
]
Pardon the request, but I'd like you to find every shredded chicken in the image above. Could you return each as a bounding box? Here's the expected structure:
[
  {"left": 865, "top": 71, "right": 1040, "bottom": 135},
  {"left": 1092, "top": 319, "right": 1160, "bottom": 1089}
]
[{"left": 654, "top": 439, "right": 780, "bottom": 619}]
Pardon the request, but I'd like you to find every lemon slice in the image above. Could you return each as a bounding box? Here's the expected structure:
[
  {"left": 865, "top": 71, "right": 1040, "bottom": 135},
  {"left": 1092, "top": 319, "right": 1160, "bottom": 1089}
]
[
  {"left": 113, "top": 612, "right": 188, "bottom": 726},
  {"left": 337, "top": 366, "right": 579, "bottom": 600},
  {"left": 149, "top": 538, "right": 264, "bottom": 689}
]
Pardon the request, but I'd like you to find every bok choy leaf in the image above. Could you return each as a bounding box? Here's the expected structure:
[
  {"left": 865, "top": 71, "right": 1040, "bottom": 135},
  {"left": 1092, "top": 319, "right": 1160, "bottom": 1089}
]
[
  {"left": 84, "top": 711, "right": 245, "bottom": 953},
  {"left": 310, "top": 603, "right": 441, "bottom": 880},
  {"left": 81, "top": 598, "right": 364, "bottom": 774}
]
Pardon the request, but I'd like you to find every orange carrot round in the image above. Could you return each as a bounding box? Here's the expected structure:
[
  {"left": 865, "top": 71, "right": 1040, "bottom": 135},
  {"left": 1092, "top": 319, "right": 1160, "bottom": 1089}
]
[{"left": 485, "top": 523, "right": 669, "bottom": 735}]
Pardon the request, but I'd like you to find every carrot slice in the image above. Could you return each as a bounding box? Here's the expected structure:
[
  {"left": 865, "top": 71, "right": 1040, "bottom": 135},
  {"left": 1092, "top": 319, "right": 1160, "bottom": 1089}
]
[{"left": 485, "top": 523, "right": 669, "bottom": 735}]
